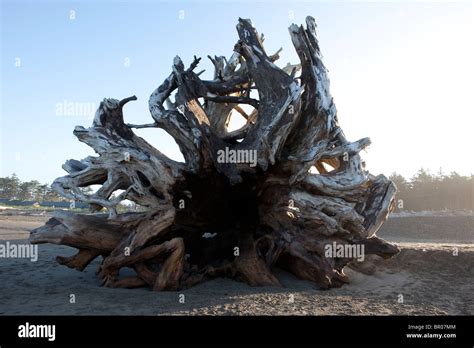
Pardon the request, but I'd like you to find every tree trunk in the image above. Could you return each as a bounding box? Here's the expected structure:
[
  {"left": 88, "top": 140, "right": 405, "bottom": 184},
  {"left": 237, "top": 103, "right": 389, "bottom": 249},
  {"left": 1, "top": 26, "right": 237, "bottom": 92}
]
[{"left": 30, "top": 16, "right": 399, "bottom": 290}]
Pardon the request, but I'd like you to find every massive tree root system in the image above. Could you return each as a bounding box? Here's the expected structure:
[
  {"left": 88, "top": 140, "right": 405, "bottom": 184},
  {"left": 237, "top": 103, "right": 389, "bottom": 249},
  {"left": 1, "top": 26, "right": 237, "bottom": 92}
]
[{"left": 30, "top": 17, "right": 399, "bottom": 290}]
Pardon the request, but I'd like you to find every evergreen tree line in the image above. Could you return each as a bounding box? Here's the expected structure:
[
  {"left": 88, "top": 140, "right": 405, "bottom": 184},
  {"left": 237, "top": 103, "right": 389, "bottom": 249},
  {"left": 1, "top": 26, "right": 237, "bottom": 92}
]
[
  {"left": 0, "top": 174, "right": 92, "bottom": 203},
  {"left": 389, "top": 169, "right": 472, "bottom": 211}
]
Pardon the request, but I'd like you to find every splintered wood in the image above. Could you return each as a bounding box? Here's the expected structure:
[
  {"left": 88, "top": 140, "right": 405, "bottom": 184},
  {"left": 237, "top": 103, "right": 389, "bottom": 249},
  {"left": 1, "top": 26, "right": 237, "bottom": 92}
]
[{"left": 30, "top": 17, "right": 399, "bottom": 291}]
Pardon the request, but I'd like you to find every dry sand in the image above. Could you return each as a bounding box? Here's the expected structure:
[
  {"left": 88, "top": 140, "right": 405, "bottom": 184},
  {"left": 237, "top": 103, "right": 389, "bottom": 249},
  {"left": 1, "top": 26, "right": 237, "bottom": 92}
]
[{"left": 0, "top": 210, "right": 472, "bottom": 315}]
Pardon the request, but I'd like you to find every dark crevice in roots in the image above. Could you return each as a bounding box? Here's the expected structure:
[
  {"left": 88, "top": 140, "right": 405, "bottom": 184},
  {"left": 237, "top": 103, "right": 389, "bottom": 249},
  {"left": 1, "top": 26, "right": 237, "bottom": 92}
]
[{"left": 172, "top": 172, "right": 262, "bottom": 268}]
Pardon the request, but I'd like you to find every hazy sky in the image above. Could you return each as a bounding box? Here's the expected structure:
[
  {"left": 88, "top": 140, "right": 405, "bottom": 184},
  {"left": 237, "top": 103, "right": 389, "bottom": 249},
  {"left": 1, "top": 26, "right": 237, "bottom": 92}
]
[{"left": 1, "top": 0, "right": 473, "bottom": 184}]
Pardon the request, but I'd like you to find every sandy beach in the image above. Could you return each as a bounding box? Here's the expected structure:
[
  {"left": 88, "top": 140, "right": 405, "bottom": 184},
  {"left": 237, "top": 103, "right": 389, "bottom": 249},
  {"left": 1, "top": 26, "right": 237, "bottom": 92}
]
[{"left": 0, "top": 210, "right": 472, "bottom": 315}]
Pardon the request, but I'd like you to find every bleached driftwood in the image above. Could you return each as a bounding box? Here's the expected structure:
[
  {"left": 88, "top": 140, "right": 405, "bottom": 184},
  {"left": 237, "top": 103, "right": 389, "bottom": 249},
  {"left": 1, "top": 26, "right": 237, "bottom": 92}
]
[{"left": 30, "top": 17, "right": 398, "bottom": 290}]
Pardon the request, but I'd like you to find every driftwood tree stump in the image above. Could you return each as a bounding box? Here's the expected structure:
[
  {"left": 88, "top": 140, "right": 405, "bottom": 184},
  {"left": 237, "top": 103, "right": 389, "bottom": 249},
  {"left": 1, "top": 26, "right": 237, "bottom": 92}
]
[{"left": 30, "top": 17, "right": 399, "bottom": 290}]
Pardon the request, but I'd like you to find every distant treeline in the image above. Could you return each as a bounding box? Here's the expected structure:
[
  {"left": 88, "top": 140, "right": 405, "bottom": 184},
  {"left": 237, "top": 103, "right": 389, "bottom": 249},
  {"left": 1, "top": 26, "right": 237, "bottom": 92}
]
[
  {"left": 1, "top": 171, "right": 472, "bottom": 211},
  {"left": 389, "top": 169, "right": 472, "bottom": 211},
  {"left": 0, "top": 174, "right": 92, "bottom": 203}
]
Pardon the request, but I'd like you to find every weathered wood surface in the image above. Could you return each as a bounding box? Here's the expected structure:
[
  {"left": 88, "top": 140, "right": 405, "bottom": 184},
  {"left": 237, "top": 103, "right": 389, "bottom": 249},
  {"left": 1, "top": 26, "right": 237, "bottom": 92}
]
[{"left": 30, "top": 16, "right": 399, "bottom": 290}]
